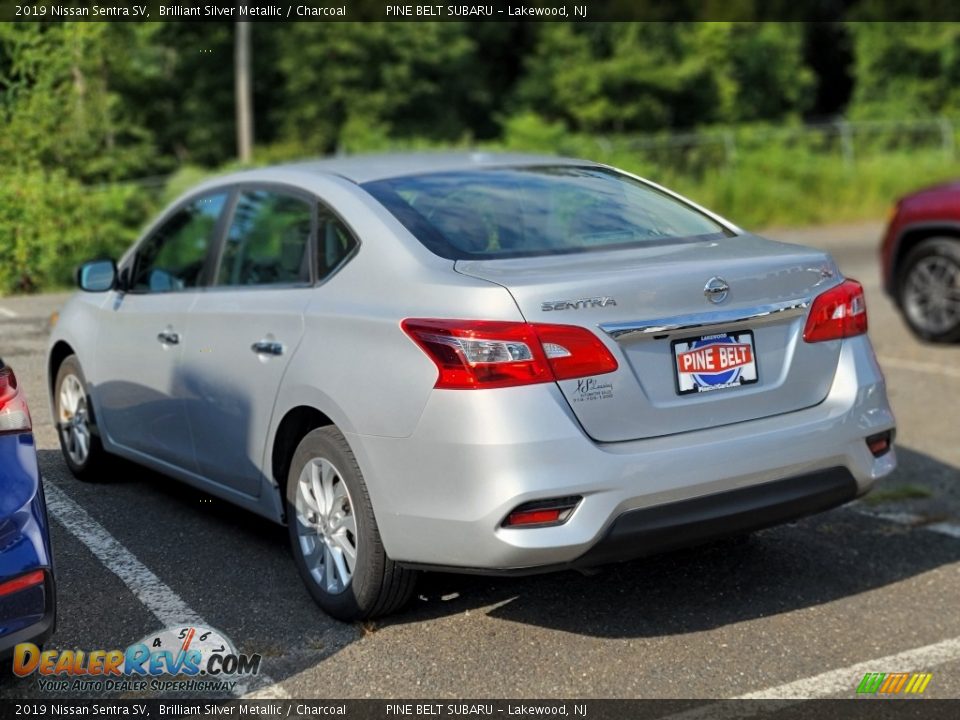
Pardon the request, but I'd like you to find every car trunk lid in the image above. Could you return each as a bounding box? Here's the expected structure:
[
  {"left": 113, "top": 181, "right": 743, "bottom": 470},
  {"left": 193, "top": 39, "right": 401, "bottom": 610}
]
[{"left": 456, "top": 233, "right": 843, "bottom": 442}]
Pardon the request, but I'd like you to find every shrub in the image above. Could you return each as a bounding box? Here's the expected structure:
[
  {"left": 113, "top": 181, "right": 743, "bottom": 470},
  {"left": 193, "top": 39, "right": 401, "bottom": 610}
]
[{"left": 0, "top": 170, "right": 154, "bottom": 294}]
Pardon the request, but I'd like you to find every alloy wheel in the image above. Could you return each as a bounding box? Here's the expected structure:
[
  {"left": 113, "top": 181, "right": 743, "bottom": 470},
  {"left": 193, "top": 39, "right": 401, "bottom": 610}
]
[
  {"left": 58, "top": 373, "right": 91, "bottom": 466},
  {"left": 903, "top": 254, "right": 960, "bottom": 335},
  {"left": 294, "top": 457, "right": 358, "bottom": 594}
]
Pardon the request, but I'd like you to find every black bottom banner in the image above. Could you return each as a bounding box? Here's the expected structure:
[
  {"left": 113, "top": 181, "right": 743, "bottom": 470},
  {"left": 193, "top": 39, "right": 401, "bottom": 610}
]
[{"left": 1, "top": 700, "right": 959, "bottom": 720}]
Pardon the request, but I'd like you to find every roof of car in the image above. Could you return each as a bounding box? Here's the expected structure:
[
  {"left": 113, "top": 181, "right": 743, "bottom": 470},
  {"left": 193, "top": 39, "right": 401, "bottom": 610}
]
[{"left": 263, "top": 151, "right": 600, "bottom": 184}]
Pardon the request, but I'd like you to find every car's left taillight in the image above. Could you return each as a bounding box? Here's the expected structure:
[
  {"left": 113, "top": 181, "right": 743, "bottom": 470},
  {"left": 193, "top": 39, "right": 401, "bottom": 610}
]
[
  {"left": 0, "top": 364, "right": 32, "bottom": 434},
  {"left": 803, "top": 279, "right": 868, "bottom": 343},
  {"left": 400, "top": 319, "right": 619, "bottom": 390}
]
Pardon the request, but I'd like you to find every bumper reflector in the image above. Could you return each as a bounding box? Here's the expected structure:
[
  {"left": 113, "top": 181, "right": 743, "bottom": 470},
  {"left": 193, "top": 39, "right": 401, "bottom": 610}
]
[
  {"left": 0, "top": 569, "right": 45, "bottom": 598},
  {"left": 867, "top": 431, "right": 893, "bottom": 458},
  {"left": 503, "top": 496, "right": 581, "bottom": 528}
]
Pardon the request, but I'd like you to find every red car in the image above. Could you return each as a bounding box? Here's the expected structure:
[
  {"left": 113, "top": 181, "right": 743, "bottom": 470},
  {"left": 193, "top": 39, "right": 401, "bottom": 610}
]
[{"left": 882, "top": 182, "right": 960, "bottom": 342}]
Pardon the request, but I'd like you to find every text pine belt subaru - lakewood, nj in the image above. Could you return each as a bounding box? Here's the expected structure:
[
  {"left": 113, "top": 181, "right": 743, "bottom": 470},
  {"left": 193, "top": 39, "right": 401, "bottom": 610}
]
[{"left": 48, "top": 153, "right": 896, "bottom": 620}]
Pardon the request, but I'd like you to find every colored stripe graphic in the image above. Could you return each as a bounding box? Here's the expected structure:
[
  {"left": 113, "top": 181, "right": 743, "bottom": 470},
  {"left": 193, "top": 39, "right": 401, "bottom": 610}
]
[
  {"left": 879, "top": 673, "right": 908, "bottom": 693},
  {"left": 857, "top": 673, "right": 886, "bottom": 693},
  {"left": 858, "top": 672, "right": 932, "bottom": 695},
  {"left": 909, "top": 673, "right": 933, "bottom": 694}
]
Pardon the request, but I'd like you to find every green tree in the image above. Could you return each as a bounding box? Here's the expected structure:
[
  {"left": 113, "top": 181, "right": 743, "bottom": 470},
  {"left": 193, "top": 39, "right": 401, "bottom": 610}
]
[
  {"left": 269, "top": 22, "right": 481, "bottom": 153},
  {"left": 0, "top": 23, "right": 156, "bottom": 292},
  {"left": 0, "top": 22, "right": 155, "bottom": 180},
  {"left": 512, "top": 23, "right": 813, "bottom": 133},
  {"left": 846, "top": 22, "right": 960, "bottom": 119}
]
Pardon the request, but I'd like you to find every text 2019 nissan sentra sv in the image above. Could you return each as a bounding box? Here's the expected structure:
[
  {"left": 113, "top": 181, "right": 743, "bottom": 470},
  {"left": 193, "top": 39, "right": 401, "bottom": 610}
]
[{"left": 48, "top": 153, "right": 896, "bottom": 619}]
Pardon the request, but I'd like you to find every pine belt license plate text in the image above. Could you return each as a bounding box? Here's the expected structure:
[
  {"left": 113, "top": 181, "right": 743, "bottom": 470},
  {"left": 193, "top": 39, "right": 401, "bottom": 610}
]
[{"left": 672, "top": 331, "right": 759, "bottom": 395}]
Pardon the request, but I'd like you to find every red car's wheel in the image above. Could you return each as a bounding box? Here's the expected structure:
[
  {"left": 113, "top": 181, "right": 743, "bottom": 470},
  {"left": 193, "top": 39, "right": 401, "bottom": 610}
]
[{"left": 898, "top": 237, "right": 960, "bottom": 343}]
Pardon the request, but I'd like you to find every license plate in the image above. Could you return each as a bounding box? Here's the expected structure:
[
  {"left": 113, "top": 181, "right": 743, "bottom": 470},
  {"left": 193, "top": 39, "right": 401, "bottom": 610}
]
[{"left": 672, "top": 331, "right": 759, "bottom": 395}]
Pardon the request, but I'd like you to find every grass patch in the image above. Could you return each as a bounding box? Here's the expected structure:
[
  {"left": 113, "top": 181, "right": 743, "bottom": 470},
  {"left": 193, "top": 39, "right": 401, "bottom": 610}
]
[{"left": 863, "top": 484, "right": 934, "bottom": 506}]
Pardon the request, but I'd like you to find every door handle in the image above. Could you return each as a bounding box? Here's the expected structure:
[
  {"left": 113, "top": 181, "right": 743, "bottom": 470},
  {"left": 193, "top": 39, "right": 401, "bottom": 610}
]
[
  {"left": 157, "top": 330, "right": 180, "bottom": 345},
  {"left": 251, "top": 340, "right": 284, "bottom": 356}
]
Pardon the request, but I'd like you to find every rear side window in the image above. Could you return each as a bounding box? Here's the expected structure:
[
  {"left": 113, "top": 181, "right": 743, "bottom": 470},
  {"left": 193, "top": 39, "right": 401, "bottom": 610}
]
[
  {"left": 216, "top": 190, "right": 313, "bottom": 287},
  {"left": 362, "top": 166, "right": 730, "bottom": 260},
  {"left": 317, "top": 207, "right": 358, "bottom": 280},
  {"left": 131, "top": 193, "right": 228, "bottom": 292}
]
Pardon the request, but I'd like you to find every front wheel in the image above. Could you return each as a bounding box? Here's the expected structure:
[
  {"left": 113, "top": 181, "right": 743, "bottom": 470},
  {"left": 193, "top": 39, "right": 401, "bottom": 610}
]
[
  {"left": 54, "top": 355, "right": 110, "bottom": 481},
  {"left": 285, "top": 427, "right": 417, "bottom": 620},
  {"left": 897, "top": 237, "right": 960, "bottom": 343}
]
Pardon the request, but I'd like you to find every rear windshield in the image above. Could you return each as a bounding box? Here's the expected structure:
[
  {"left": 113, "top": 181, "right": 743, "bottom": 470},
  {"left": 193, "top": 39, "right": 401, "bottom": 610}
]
[{"left": 361, "top": 166, "right": 732, "bottom": 260}]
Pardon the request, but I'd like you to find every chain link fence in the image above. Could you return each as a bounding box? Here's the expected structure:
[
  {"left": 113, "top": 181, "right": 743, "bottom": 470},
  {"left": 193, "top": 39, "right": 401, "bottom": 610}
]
[
  {"left": 90, "top": 118, "right": 960, "bottom": 195},
  {"left": 588, "top": 118, "right": 959, "bottom": 179}
]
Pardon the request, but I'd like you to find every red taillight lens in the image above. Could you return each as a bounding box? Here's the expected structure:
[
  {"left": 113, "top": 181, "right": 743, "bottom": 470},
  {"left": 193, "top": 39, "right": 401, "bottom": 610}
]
[
  {"left": 401, "top": 319, "right": 618, "bottom": 390},
  {"left": 400, "top": 320, "right": 551, "bottom": 389},
  {"left": 0, "top": 569, "right": 45, "bottom": 598},
  {"left": 803, "top": 279, "right": 868, "bottom": 343},
  {"left": 534, "top": 323, "right": 620, "bottom": 381},
  {"left": 0, "top": 365, "right": 32, "bottom": 434}
]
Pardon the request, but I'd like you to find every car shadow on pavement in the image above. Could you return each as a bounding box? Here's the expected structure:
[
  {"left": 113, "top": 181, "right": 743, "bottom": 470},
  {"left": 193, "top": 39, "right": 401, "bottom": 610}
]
[{"left": 384, "top": 445, "right": 960, "bottom": 639}]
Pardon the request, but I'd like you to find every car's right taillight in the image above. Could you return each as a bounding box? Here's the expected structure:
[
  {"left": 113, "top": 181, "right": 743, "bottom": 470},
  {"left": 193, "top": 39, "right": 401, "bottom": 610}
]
[
  {"left": 0, "top": 365, "right": 32, "bottom": 434},
  {"left": 803, "top": 279, "right": 868, "bottom": 343},
  {"left": 400, "top": 319, "right": 619, "bottom": 390}
]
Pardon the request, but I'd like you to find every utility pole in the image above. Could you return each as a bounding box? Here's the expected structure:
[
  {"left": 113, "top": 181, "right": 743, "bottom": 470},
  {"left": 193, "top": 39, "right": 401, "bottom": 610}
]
[{"left": 235, "top": 17, "right": 253, "bottom": 163}]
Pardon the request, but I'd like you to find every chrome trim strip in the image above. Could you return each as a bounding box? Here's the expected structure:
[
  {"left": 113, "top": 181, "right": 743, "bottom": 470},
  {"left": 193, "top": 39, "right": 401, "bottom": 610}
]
[{"left": 599, "top": 298, "right": 811, "bottom": 341}]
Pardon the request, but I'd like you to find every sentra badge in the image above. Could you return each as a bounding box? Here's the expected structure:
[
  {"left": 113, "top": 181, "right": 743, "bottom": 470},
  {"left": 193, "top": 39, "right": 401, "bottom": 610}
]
[{"left": 542, "top": 297, "right": 617, "bottom": 311}]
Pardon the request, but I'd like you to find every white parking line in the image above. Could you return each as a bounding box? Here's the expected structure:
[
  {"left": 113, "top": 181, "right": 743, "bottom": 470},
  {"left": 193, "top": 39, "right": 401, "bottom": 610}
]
[
  {"left": 0, "top": 306, "right": 18, "bottom": 318},
  {"left": 869, "top": 510, "right": 926, "bottom": 526},
  {"left": 877, "top": 355, "right": 960, "bottom": 381},
  {"left": 44, "top": 482, "right": 288, "bottom": 699},
  {"left": 926, "top": 522, "right": 960, "bottom": 539},
  {"left": 854, "top": 508, "right": 960, "bottom": 540},
  {"left": 737, "top": 633, "right": 960, "bottom": 699},
  {"left": 665, "top": 634, "right": 960, "bottom": 719}
]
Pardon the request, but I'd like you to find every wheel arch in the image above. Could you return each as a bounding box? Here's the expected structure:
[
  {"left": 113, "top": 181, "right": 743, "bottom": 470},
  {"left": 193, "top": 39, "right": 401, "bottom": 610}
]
[
  {"left": 893, "top": 224, "right": 960, "bottom": 295},
  {"left": 270, "top": 405, "right": 335, "bottom": 515},
  {"left": 48, "top": 340, "right": 76, "bottom": 396}
]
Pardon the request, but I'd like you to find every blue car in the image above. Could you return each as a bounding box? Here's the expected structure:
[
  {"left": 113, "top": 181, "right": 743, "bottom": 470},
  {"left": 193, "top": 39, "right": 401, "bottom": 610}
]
[{"left": 0, "top": 359, "right": 55, "bottom": 660}]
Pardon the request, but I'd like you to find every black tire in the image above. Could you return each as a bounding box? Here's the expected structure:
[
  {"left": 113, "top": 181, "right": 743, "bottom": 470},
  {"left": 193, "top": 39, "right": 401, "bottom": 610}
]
[
  {"left": 286, "top": 427, "right": 417, "bottom": 620},
  {"left": 896, "top": 237, "right": 960, "bottom": 343},
  {"left": 53, "top": 355, "right": 110, "bottom": 481}
]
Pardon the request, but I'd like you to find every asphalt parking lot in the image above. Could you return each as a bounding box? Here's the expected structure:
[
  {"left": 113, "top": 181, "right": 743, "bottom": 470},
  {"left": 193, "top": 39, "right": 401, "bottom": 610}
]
[{"left": 1, "top": 220, "right": 959, "bottom": 700}]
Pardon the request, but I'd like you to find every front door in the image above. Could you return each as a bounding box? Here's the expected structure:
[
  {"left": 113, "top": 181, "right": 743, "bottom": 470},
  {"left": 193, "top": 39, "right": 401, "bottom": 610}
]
[{"left": 95, "top": 192, "right": 229, "bottom": 472}]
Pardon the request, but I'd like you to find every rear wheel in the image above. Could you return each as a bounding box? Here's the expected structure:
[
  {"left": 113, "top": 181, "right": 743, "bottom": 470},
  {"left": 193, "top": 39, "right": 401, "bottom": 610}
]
[
  {"left": 898, "top": 237, "right": 960, "bottom": 342},
  {"left": 54, "top": 355, "right": 109, "bottom": 481},
  {"left": 285, "top": 427, "right": 417, "bottom": 620}
]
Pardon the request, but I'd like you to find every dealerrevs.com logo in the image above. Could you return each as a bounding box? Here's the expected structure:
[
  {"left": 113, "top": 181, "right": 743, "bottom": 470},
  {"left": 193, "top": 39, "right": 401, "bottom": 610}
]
[{"left": 12, "top": 625, "right": 261, "bottom": 693}]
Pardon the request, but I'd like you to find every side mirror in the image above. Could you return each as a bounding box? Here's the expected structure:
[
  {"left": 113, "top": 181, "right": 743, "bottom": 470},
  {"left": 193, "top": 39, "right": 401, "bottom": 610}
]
[{"left": 77, "top": 260, "right": 117, "bottom": 293}]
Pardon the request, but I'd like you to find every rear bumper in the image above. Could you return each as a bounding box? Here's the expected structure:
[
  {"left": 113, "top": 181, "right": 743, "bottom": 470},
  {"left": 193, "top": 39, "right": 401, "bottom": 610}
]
[
  {"left": 351, "top": 334, "right": 896, "bottom": 571},
  {"left": 0, "top": 434, "right": 57, "bottom": 658},
  {"left": 0, "top": 574, "right": 56, "bottom": 660},
  {"left": 575, "top": 466, "right": 856, "bottom": 568},
  {"left": 402, "top": 467, "right": 858, "bottom": 575}
]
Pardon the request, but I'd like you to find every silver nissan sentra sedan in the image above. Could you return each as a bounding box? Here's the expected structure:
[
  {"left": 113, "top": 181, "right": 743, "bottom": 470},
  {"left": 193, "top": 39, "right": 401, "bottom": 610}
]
[{"left": 48, "top": 153, "right": 896, "bottom": 619}]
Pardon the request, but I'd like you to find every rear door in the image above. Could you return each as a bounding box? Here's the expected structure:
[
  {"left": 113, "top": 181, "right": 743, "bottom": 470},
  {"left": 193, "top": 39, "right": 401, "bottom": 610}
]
[
  {"left": 96, "top": 191, "right": 229, "bottom": 470},
  {"left": 180, "top": 187, "right": 358, "bottom": 497}
]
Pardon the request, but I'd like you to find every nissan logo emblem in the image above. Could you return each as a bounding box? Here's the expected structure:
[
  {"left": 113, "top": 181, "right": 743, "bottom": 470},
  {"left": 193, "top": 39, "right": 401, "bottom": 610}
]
[{"left": 704, "top": 277, "right": 730, "bottom": 304}]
